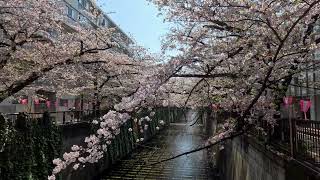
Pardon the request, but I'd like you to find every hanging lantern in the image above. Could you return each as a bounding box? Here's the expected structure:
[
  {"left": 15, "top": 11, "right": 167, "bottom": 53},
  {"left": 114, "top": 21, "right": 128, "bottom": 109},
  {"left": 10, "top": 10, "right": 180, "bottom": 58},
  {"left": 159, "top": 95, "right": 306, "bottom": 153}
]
[
  {"left": 283, "top": 96, "right": 293, "bottom": 107},
  {"left": 20, "top": 98, "right": 28, "bottom": 105},
  {"left": 46, "top": 100, "right": 51, "bottom": 108},
  {"left": 300, "top": 100, "right": 311, "bottom": 120},
  {"left": 34, "top": 99, "right": 40, "bottom": 105},
  {"left": 55, "top": 99, "right": 59, "bottom": 107}
]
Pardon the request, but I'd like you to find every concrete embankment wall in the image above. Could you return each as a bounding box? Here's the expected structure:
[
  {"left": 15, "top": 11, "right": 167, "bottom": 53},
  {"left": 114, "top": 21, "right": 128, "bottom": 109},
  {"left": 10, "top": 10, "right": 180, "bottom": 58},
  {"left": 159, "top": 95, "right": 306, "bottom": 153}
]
[
  {"left": 60, "top": 107, "right": 184, "bottom": 180},
  {"left": 213, "top": 135, "right": 320, "bottom": 180},
  {"left": 200, "top": 109, "right": 319, "bottom": 180},
  {"left": 216, "top": 136, "right": 286, "bottom": 180},
  {"left": 60, "top": 122, "right": 166, "bottom": 180}
]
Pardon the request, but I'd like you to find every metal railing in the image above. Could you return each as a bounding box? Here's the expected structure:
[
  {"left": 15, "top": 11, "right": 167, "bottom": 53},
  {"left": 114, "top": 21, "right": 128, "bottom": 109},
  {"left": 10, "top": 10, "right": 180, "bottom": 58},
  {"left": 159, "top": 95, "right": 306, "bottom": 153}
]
[
  {"left": 256, "top": 118, "right": 320, "bottom": 167},
  {"left": 295, "top": 120, "right": 320, "bottom": 165},
  {"left": 2, "top": 110, "right": 102, "bottom": 125}
]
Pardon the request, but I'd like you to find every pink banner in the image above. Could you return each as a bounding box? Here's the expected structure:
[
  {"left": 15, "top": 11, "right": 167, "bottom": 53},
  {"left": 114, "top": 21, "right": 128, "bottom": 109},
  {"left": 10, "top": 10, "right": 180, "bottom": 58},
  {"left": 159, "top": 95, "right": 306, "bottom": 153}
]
[
  {"left": 34, "top": 99, "right": 40, "bottom": 105},
  {"left": 20, "top": 99, "right": 28, "bottom": 105},
  {"left": 283, "top": 96, "right": 293, "bottom": 106},
  {"left": 46, "top": 101, "right": 51, "bottom": 108},
  {"left": 300, "top": 100, "right": 311, "bottom": 120}
]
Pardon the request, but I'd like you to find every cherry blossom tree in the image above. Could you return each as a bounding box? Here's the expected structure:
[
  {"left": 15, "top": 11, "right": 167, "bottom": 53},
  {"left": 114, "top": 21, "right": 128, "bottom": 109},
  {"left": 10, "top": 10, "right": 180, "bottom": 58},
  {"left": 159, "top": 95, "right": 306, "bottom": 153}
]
[
  {"left": 148, "top": 0, "right": 320, "bottom": 140},
  {"left": 7, "top": 0, "right": 320, "bottom": 179},
  {"left": 0, "top": 0, "right": 127, "bottom": 102}
]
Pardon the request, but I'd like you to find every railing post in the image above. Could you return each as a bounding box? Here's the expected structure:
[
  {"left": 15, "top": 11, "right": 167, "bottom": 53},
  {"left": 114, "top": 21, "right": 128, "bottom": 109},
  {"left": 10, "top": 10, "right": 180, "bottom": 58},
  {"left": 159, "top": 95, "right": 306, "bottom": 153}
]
[
  {"left": 63, "top": 112, "right": 66, "bottom": 124},
  {"left": 70, "top": 111, "right": 73, "bottom": 123},
  {"left": 289, "top": 116, "right": 294, "bottom": 157},
  {"left": 292, "top": 119, "right": 297, "bottom": 158},
  {"left": 42, "top": 111, "right": 51, "bottom": 127},
  {"left": 287, "top": 104, "right": 296, "bottom": 158}
]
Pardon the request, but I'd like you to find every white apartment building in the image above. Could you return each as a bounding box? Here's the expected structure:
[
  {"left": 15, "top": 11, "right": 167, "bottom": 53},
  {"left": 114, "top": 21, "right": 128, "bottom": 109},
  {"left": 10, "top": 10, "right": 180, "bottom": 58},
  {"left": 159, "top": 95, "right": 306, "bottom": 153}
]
[
  {"left": 0, "top": 0, "right": 133, "bottom": 117},
  {"left": 286, "top": 20, "right": 320, "bottom": 121},
  {"left": 63, "top": 0, "right": 133, "bottom": 53}
]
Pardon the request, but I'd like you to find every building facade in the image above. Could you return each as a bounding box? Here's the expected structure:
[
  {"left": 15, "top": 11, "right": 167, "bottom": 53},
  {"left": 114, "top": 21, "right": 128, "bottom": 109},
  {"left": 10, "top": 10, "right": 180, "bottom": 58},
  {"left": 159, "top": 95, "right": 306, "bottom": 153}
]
[
  {"left": 62, "top": 0, "right": 133, "bottom": 53},
  {"left": 285, "top": 21, "right": 320, "bottom": 121},
  {"left": 0, "top": 0, "right": 133, "bottom": 118}
]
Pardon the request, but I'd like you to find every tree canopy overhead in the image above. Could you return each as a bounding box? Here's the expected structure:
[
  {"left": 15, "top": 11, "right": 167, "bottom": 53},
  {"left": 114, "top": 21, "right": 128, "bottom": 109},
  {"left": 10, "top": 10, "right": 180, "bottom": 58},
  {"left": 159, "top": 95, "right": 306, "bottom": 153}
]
[
  {"left": 150, "top": 0, "right": 320, "bottom": 128},
  {"left": 3, "top": 1, "right": 320, "bottom": 179}
]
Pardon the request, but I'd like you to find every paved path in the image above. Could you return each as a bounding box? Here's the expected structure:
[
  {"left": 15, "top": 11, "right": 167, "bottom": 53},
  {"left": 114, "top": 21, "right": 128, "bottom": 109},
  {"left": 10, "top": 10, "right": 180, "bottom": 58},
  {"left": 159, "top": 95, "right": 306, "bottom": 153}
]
[{"left": 101, "top": 124, "right": 214, "bottom": 180}]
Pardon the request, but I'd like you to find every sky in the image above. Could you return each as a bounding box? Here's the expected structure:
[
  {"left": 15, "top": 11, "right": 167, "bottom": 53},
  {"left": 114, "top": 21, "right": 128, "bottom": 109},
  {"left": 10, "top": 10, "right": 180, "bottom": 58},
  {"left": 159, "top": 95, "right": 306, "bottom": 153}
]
[{"left": 97, "top": 0, "right": 171, "bottom": 54}]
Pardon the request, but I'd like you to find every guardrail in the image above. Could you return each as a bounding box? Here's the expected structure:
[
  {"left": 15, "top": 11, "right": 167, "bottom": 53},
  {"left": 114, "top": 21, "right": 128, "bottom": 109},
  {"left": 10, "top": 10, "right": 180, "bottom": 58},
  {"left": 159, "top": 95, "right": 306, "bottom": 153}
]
[
  {"left": 255, "top": 118, "right": 320, "bottom": 168},
  {"left": 2, "top": 110, "right": 102, "bottom": 125},
  {"left": 295, "top": 120, "right": 320, "bottom": 165}
]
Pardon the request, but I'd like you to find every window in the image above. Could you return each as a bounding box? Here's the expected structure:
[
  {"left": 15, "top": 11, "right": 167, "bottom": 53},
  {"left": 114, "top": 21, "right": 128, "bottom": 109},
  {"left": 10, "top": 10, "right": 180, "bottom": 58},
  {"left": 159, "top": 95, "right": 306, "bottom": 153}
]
[
  {"left": 315, "top": 25, "right": 320, "bottom": 33},
  {"left": 78, "top": 0, "right": 83, "bottom": 7},
  {"left": 66, "top": 5, "right": 77, "bottom": 20},
  {"left": 315, "top": 20, "right": 320, "bottom": 33},
  {"left": 99, "top": 18, "right": 106, "bottom": 27},
  {"left": 79, "top": 14, "right": 87, "bottom": 23},
  {"left": 78, "top": 0, "right": 89, "bottom": 10},
  {"left": 86, "top": 1, "right": 91, "bottom": 11},
  {"left": 315, "top": 51, "right": 320, "bottom": 60},
  {"left": 67, "top": 6, "right": 73, "bottom": 18}
]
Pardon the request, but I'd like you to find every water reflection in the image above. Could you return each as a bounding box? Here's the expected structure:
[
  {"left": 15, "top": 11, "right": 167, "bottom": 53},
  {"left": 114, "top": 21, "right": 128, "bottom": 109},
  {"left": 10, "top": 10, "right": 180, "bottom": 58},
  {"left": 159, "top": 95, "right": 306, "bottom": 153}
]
[{"left": 101, "top": 123, "right": 214, "bottom": 180}]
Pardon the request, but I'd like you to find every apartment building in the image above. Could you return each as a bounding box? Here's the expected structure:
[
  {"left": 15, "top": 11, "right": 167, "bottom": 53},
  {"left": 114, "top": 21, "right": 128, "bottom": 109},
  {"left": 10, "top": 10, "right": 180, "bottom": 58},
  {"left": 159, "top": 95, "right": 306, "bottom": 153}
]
[
  {"left": 63, "top": 0, "right": 133, "bottom": 53},
  {"left": 285, "top": 21, "right": 320, "bottom": 121},
  {"left": 0, "top": 0, "right": 133, "bottom": 116}
]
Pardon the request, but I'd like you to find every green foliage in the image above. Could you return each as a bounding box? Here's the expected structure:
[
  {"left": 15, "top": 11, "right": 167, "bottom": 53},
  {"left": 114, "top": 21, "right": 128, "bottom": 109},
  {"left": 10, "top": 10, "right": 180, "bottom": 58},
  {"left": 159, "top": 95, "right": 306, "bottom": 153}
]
[{"left": 0, "top": 116, "right": 62, "bottom": 180}]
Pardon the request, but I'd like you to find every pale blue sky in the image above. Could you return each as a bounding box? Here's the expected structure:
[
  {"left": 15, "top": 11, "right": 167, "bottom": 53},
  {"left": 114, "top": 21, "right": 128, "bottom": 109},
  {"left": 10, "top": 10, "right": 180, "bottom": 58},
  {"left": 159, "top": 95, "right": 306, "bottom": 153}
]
[{"left": 97, "top": 0, "right": 171, "bottom": 54}]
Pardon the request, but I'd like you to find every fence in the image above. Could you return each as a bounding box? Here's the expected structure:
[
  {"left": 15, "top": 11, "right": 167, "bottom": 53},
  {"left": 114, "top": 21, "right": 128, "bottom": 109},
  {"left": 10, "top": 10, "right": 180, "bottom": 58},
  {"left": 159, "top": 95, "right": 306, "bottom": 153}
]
[
  {"left": 262, "top": 118, "right": 320, "bottom": 167},
  {"left": 2, "top": 110, "right": 101, "bottom": 125},
  {"left": 0, "top": 107, "right": 185, "bottom": 180},
  {"left": 295, "top": 120, "right": 320, "bottom": 166}
]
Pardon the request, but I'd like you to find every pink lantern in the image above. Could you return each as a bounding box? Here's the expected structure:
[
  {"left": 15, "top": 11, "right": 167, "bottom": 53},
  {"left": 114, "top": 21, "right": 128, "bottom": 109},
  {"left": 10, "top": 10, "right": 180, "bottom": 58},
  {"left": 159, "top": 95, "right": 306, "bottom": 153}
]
[
  {"left": 283, "top": 96, "right": 293, "bottom": 107},
  {"left": 20, "top": 99, "right": 28, "bottom": 105},
  {"left": 46, "top": 100, "right": 51, "bottom": 108},
  {"left": 55, "top": 99, "right": 59, "bottom": 107},
  {"left": 34, "top": 99, "right": 40, "bottom": 105},
  {"left": 300, "top": 100, "right": 311, "bottom": 120}
]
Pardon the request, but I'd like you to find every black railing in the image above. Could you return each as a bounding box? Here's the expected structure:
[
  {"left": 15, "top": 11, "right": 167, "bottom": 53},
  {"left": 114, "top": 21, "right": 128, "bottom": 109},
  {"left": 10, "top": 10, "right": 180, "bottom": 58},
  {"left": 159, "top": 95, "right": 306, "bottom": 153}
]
[
  {"left": 295, "top": 120, "right": 320, "bottom": 165},
  {"left": 2, "top": 110, "right": 101, "bottom": 125},
  {"left": 257, "top": 118, "right": 320, "bottom": 167}
]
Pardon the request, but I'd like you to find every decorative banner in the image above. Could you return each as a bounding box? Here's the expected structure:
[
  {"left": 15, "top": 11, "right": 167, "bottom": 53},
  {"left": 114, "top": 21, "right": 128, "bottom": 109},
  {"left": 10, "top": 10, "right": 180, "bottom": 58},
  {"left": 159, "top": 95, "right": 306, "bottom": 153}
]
[
  {"left": 46, "top": 100, "right": 51, "bottom": 108},
  {"left": 300, "top": 100, "right": 311, "bottom": 120},
  {"left": 20, "top": 99, "right": 28, "bottom": 105},
  {"left": 211, "top": 104, "right": 219, "bottom": 110},
  {"left": 34, "top": 99, "right": 40, "bottom": 105},
  {"left": 55, "top": 99, "right": 59, "bottom": 107},
  {"left": 283, "top": 96, "right": 293, "bottom": 106}
]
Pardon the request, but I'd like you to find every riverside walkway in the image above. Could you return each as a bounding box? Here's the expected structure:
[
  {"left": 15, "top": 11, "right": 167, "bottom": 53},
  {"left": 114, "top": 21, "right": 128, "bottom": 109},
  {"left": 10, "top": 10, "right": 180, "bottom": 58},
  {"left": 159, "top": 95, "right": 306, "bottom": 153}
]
[{"left": 101, "top": 123, "right": 215, "bottom": 180}]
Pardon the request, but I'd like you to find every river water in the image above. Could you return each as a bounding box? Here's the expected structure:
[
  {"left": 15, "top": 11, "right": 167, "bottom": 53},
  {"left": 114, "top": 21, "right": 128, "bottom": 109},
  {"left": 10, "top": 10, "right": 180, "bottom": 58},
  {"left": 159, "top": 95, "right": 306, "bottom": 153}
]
[{"left": 101, "top": 123, "right": 215, "bottom": 180}]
